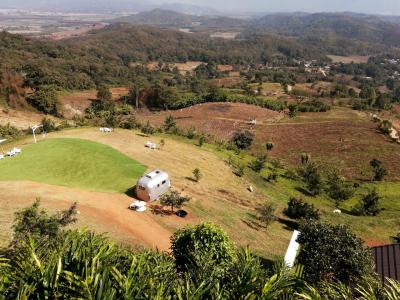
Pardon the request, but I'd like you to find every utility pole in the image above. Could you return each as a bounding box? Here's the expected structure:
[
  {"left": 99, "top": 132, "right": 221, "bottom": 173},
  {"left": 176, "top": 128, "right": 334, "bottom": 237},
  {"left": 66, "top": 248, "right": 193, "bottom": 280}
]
[{"left": 31, "top": 125, "right": 43, "bottom": 144}]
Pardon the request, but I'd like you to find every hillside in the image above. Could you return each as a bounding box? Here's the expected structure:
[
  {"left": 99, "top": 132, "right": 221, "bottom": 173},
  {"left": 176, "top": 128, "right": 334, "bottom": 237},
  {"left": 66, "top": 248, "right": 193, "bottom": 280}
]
[
  {"left": 248, "top": 13, "right": 400, "bottom": 55},
  {"left": 113, "top": 9, "right": 248, "bottom": 30}
]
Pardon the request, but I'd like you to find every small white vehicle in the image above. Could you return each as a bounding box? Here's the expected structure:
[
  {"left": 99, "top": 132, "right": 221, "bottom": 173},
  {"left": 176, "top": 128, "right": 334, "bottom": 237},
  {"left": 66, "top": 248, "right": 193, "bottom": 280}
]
[
  {"left": 145, "top": 141, "right": 157, "bottom": 149},
  {"left": 100, "top": 127, "right": 113, "bottom": 133},
  {"left": 12, "top": 148, "right": 21, "bottom": 154},
  {"left": 0, "top": 154, "right": 4, "bottom": 160},
  {"left": 129, "top": 200, "right": 147, "bottom": 212},
  {"left": 6, "top": 150, "right": 16, "bottom": 157}
]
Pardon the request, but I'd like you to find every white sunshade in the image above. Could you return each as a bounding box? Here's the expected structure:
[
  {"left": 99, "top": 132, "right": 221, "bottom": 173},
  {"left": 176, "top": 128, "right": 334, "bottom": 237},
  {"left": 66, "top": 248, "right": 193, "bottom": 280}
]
[{"left": 0, "top": 139, "right": 6, "bottom": 144}]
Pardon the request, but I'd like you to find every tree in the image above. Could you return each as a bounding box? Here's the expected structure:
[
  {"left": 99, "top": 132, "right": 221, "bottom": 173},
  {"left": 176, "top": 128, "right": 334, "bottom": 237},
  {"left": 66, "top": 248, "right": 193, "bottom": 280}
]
[
  {"left": 164, "top": 115, "right": 176, "bottom": 131},
  {"left": 198, "top": 134, "right": 206, "bottom": 147},
  {"left": 283, "top": 197, "right": 320, "bottom": 220},
  {"left": 27, "top": 85, "right": 59, "bottom": 115},
  {"left": 326, "top": 171, "right": 355, "bottom": 207},
  {"left": 359, "top": 85, "right": 376, "bottom": 100},
  {"left": 89, "top": 84, "right": 115, "bottom": 113},
  {"left": 96, "top": 84, "right": 112, "bottom": 102},
  {"left": 266, "top": 142, "right": 274, "bottom": 151},
  {"left": 298, "top": 162, "right": 323, "bottom": 196},
  {"left": 297, "top": 221, "right": 374, "bottom": 284},
  {"left": 171, "top": 222, "right": 235, "bottom": 272},
  {"left": 159, "top": 139, "right": 165, "bottom": 148},
  {"left": 288, "top": 104, "right": 298, "bottom": 118},
  {"left": 354, "top": 189, "right": 382, "bottom": 216},
  {"left": 41, "top": 117, "right": 56, "bottom": 132},
  {"left": 192, "top": 168, "right": 202, "bottom": 182},
  {"left": 249, "top": 155, "right": 267, "bottom": 173},
  {"left": 159, "top": 191, "right": 190, "bottom": 213},
  {"left": 141, "top": 120, "right": 155, "bottom": 135},
  {"left": 257, "top": 203, "right": 277, "bottom": 229},
  {"left": 370, "top": 159, "right": 387, "bottom": 181},
  {"left": 128, "top": 77, "right": 148, "bottom": 109},
  {"left": 12, "top": 199, "right": 77, "bottom": 244},
  {"left": 232, "top": 130, "right": 254, "bottom": 150}
]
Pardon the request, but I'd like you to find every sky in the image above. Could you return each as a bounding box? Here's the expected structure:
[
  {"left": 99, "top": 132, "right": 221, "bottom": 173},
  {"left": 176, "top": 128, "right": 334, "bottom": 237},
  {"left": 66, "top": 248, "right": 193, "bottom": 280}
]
[
  {"left": 2, "top": 0, "right": 400, "bottom": 15},
  {"left": 158, "top": 0, "right": 400, "bottom": 15}
]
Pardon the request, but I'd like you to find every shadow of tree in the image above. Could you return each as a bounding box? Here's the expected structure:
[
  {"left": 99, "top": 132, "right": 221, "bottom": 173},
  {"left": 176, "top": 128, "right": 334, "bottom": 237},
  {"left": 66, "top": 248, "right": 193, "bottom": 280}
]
[
  {"left": 277, "top": 217, "right": 299, "bottom": 231},
  {"left": 148, "top": 204, "right": 173, "bottom": 216},
  {"left": 185, "top": 176, "right": 197, "bottom": 182},
  {"left": 295, "top": 186, "right": 314, "bottom": 197}
]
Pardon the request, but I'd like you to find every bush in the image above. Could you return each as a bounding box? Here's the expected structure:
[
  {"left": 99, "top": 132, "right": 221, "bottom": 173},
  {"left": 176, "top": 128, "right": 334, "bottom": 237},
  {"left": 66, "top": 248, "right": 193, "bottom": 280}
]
[
  {"left": 298, "top": 162, "right": 323, "bottom": 196},
  {"left": 192, "top": 168, "right": 202, "bottom": 182},
  {"left": 119, "top": 116, "right": 140, "bottom": 129},
  {"left": 41, "top": 117, "right": 56, "bottom": 132},
  {"left": 198, "top": 134, "right": 206, "bottom": 147},
  {"left": 186, "top": 126, "right": 196, "bottom": 139},
  {"left": 257, "top": 203, "right": 277, "bottom": 228},
  {"left": 232, "top": 130, "right": 254, "bottom": 150},
  {"left": 27, "top": 86, "right": 60, "bottom": 115},
  {"left": 326, "top": 171, "right": 355, "bottom": 207},
  {"left": 353, "top": 189, "right": 382, "bottom": 216},
  {"left": 283, "top": 197, "right": 320, "bottom": 220},
  {"left": 370, "top": 159, "right": 387, "bottom": 181},
  {"left": 249, "top": 155, "right": 267, "bottom": 173},
  {"left": 297, "top": 221, "right": 374, "bottom": 284},
  {"left": 0, "top": 123, "right": 23, "bottom": 140},
  {"left": 171, "top": 222, "right": 235, "bottom": 272},
  {"left": 164, "top": 115, "right": 176, "bottom": 131},
  {"left": 141, "top": 120, "right": 155, "bottom": 135}
]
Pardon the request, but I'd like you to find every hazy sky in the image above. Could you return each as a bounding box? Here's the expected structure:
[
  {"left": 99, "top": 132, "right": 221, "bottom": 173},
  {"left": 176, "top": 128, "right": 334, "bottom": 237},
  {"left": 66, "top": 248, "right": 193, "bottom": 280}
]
[
  {"left": 2, "top": 0, "right": 400, "bottom": 15},
  {"left": 160, "top": 0, "right": 400, "bottom": 14}
]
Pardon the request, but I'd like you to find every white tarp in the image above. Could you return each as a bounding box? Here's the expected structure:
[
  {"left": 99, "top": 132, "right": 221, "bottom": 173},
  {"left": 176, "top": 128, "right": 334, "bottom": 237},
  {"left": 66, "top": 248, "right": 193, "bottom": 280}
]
[
  {"left": 284, "top": 230, "right": 300, "bottom": 268},
  {"left": 0, "top": 139, "right": 6, "bottom": 144}
]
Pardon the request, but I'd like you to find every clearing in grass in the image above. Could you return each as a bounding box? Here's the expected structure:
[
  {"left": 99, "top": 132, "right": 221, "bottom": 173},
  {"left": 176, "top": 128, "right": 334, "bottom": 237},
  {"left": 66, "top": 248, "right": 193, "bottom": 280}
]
[{"left": 0, "top": 138, "right": 146, "bottom": 193}]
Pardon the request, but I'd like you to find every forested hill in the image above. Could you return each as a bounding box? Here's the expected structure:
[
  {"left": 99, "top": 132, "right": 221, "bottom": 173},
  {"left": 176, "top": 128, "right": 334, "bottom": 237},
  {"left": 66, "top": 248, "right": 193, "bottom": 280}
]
[
  {"left": 112, "top": 9, "right": 247, "bottom": 29},
  {"left": 247, "top": 13, "right": 400, "bottom": 55},
  {"left": 0, "top": 24, "right": 325, "bottom": 89}
]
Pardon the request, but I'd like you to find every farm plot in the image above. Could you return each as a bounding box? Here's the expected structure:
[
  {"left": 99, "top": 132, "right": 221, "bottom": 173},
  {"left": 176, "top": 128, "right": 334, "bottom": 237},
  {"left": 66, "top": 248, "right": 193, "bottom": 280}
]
[{"left": 138, "top": 102, "right": 283, "bottom": 139}]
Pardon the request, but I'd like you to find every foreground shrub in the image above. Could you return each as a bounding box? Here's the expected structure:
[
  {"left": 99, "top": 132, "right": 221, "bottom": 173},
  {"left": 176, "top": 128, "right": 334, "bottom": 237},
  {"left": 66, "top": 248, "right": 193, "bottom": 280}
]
[
  {"left": 171, "top": 222, "right": 235, "bottom": 273},
  {"left": 297, "top": 221, "right": 374, "bottom": 284}
]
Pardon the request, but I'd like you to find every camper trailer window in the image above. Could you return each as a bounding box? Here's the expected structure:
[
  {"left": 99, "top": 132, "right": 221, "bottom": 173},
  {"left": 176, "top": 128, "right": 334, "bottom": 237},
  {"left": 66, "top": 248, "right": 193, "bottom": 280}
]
[{"left": 162, "top": 180, "right": 166, "bottom": 184}]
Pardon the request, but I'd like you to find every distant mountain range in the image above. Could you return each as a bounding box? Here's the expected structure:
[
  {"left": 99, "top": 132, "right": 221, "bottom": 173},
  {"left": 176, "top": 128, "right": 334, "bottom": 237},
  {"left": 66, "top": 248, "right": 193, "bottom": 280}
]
[
  {"left": 113, "top": 9, "right": 247, "bottom": 28},
  {"left": 0, "top": 0, "right": 218, "bottom": 15}
]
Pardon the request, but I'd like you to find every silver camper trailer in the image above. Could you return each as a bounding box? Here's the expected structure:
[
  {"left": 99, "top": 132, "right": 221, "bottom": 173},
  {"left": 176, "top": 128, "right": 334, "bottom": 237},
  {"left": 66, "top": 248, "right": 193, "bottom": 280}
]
[{"left": 136, "top": 169, "right": 171, "bottom": 202}]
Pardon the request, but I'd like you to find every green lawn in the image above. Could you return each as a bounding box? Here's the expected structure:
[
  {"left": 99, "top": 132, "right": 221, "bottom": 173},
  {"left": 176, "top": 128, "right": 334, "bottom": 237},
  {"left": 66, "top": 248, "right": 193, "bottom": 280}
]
[{"left": 0, "top": 138, "right": 147, "bottom": 193}]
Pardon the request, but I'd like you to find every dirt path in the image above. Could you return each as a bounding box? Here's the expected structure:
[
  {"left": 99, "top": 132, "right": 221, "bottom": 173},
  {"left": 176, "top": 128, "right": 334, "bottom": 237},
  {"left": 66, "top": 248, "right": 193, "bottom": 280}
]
[{"left": 0, "top": 181, "right": 172, "bottom": 250}]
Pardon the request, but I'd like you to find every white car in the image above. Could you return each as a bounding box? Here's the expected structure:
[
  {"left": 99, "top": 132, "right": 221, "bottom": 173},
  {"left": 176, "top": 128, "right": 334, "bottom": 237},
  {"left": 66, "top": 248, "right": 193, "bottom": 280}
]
[
  {"left": 100, "top": 127, "right": 113, "bottom": 133},
  {"left": 6, "top": 150, "right": 16, "bottom": 157},
  {"left": 129, "top": 201, "right": 147, "bottom": 212},
  {"left": 0, "top": 154, "right": 4, "bottom": 160},
  {"left": 12, "top": 147, "right": 21, "bottom": 154},
  {"left": 145, "top": 141, "right": 157, "bottom": 149}
]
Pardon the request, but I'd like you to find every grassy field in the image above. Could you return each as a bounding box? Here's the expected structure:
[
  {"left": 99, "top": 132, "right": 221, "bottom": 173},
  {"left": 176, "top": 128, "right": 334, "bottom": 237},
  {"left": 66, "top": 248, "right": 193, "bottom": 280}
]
[
  {"left": 0, "top": 138, "right": 147, "bottom": 193},
  {"left": 0, "top": 128, "right": 399, "bottom": 260}
]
